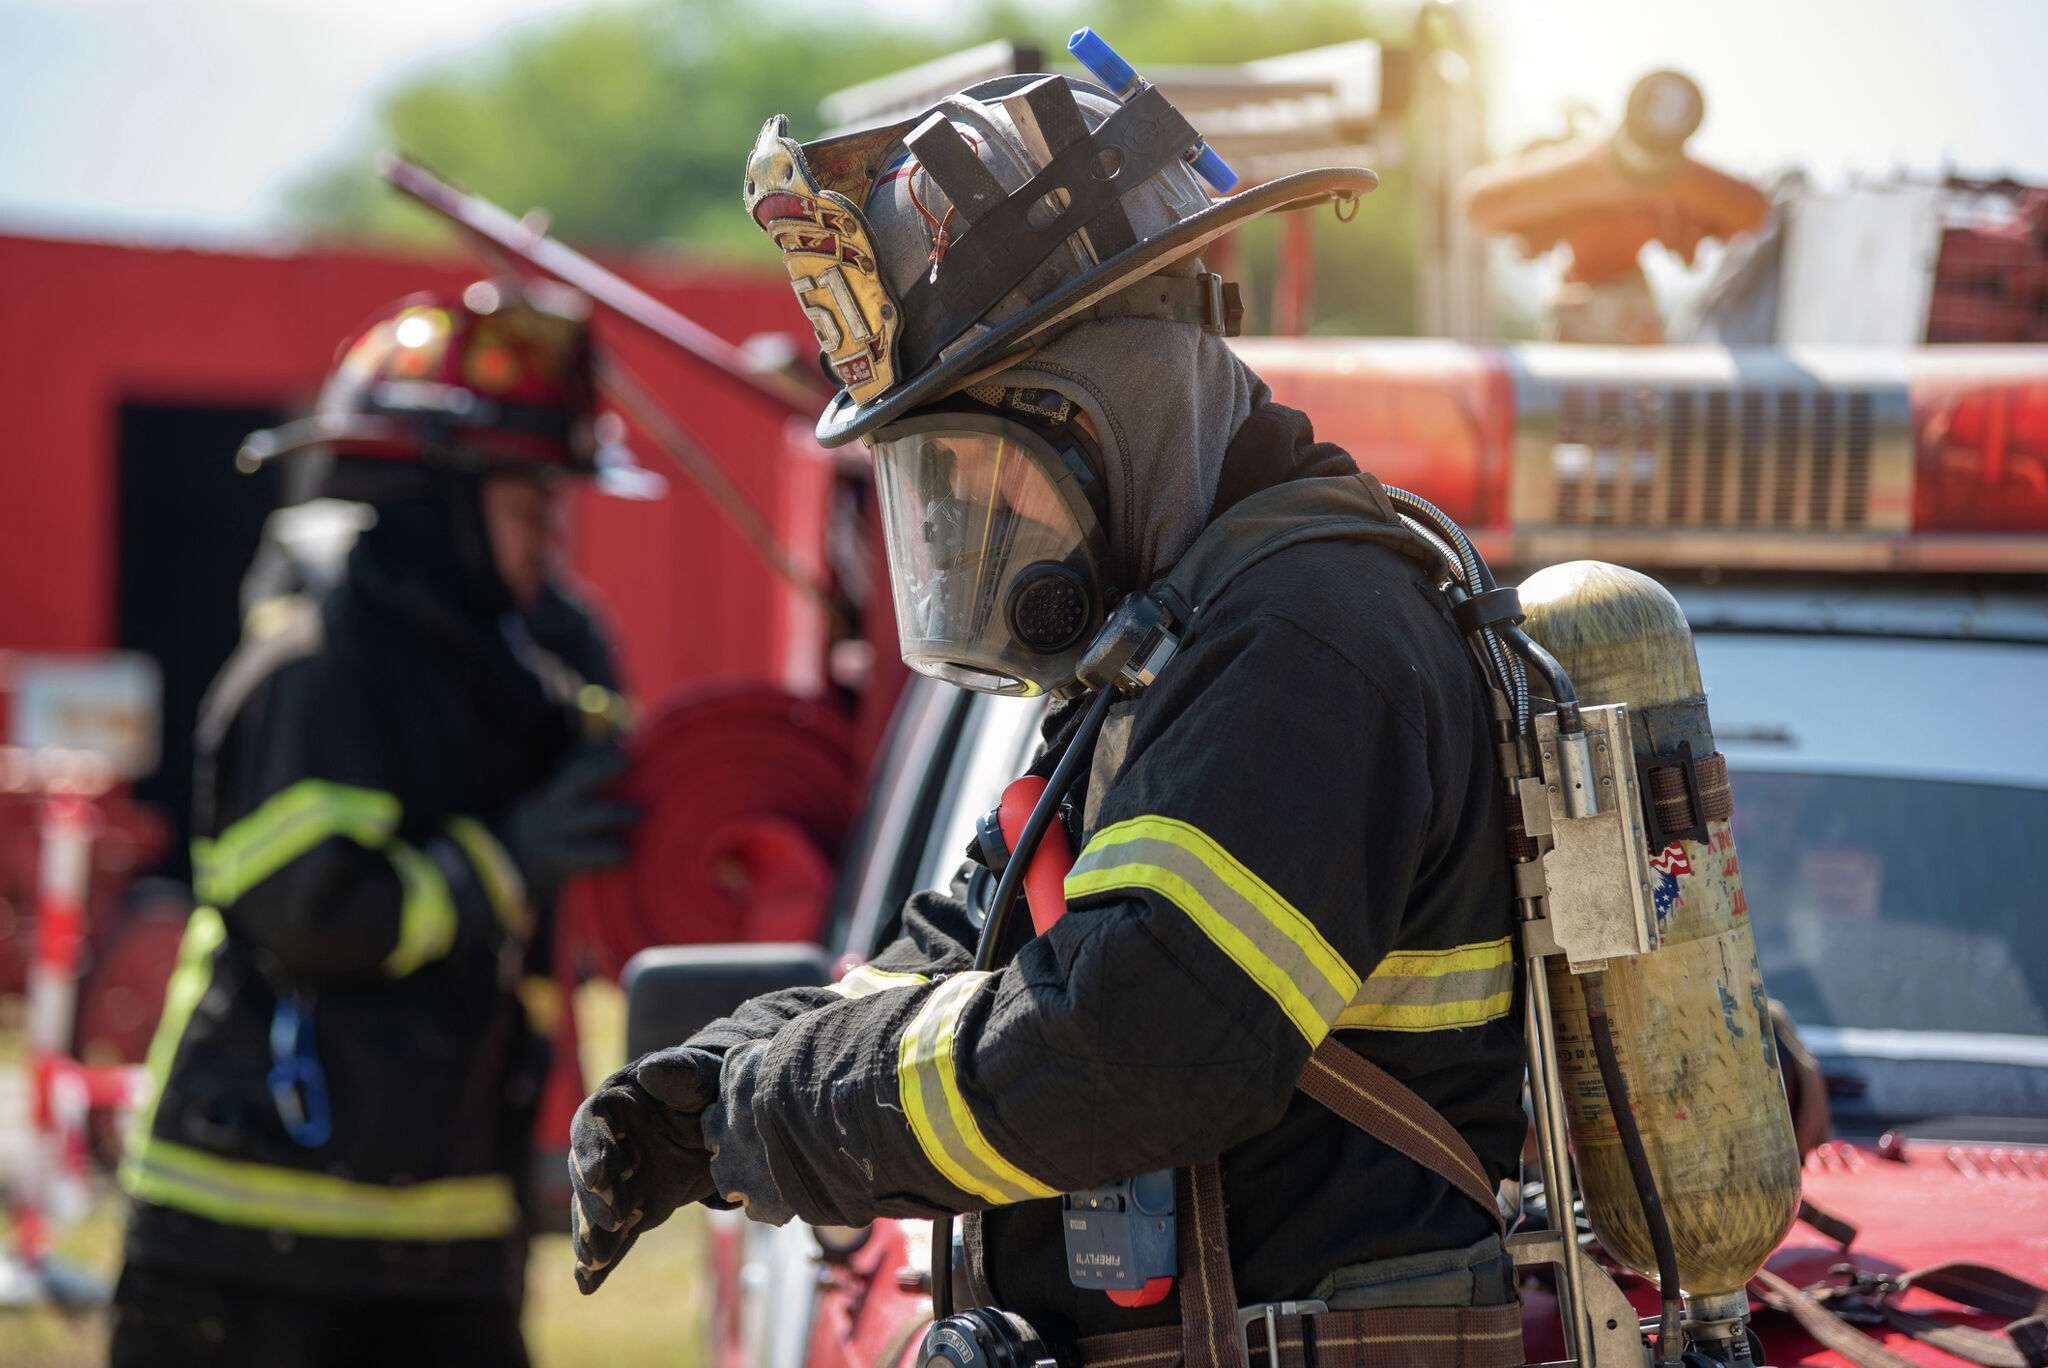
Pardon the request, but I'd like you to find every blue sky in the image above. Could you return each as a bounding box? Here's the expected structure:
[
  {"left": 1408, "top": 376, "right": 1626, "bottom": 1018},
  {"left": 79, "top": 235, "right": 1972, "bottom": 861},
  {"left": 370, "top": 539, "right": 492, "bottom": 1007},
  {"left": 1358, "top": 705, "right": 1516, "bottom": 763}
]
[{"left": 1, "top": 0, "right": 2044, "bottom": 246}]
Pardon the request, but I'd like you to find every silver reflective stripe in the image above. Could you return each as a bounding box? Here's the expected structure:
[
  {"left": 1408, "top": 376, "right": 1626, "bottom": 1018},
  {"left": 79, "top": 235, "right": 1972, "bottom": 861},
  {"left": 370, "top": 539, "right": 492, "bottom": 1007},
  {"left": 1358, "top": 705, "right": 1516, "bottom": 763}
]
[
  {"left": 831, "top": 964, "right": 930, "bottom": 999},
  {"left": 1067, "top": 815, "right": 1358, "bottom": 1043},
  {"left": 1342, "top": 964, "right": 1511, "bottom": 1014},
  {"left": 1334, "top": 938, "right": 1516, "bottom": 1032}
]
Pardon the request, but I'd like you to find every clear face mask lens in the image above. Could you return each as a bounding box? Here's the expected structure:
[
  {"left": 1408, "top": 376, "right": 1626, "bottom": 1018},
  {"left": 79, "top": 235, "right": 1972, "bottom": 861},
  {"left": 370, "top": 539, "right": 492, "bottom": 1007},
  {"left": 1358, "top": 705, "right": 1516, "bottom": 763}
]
[{"left": 870, "top": 413, "right": 1108, "bottom": 696}]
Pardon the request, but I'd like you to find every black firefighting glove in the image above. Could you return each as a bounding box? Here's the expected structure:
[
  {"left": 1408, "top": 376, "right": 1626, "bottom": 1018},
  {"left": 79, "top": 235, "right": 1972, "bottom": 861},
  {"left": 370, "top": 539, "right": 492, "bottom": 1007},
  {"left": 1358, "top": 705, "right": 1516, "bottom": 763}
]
[
  {"left": 569, "top": 1046, "right": 722, "bottom": 1294},
  {"left": 499, "top": 743, "right": 640, "bottom": 901}
]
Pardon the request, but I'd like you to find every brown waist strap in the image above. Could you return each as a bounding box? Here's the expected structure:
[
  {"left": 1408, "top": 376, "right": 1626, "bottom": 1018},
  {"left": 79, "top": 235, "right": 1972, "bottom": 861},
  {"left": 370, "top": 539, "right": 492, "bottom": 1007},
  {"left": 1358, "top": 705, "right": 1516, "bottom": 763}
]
[
  {"left": 1298, "top": 1040, "right": 1505, "bottom": 1235},
  {"left": 1079, "top": 1302, "right": 1525, "bottom": 1368},
  {"left": 1151, "top": 1043, "right": 1509, "bottom": 1368}
]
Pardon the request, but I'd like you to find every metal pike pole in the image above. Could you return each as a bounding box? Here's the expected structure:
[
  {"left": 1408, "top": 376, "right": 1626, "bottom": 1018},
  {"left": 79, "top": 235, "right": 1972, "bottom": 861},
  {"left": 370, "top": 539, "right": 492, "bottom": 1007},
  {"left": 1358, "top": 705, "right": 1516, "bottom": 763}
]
[{"left": 380, "top": 156, "right": 821, "bottom": 418}]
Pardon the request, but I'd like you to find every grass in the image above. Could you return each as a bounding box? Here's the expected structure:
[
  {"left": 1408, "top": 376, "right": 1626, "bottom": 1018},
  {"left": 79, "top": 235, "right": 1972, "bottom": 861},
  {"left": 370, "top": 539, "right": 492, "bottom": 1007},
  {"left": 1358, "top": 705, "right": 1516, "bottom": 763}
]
[
  {"left": 0, "top": 1189, "right": 122, "bottom": 1368},
  {"left": 526, "top": 1212, "right": 707, "bottom": 1368}
]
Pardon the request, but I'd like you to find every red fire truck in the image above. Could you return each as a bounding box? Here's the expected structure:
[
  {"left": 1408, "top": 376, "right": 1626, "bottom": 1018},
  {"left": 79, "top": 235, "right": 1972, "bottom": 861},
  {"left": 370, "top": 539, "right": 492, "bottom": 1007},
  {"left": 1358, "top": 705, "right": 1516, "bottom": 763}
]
[
  {"left": 6, "top": 26, "right": 2043, "bottom": 1356},
  {"left": 623, "top": 330, "right": 2048, "bottom": 1368}
]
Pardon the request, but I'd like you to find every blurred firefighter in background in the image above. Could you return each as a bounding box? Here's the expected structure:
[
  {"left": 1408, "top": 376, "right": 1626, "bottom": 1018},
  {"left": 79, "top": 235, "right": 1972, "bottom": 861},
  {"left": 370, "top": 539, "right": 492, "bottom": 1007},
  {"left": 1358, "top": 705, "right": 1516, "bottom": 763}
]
[{"left": 110, "top": 279, "right": 660, "bottom": 1366}]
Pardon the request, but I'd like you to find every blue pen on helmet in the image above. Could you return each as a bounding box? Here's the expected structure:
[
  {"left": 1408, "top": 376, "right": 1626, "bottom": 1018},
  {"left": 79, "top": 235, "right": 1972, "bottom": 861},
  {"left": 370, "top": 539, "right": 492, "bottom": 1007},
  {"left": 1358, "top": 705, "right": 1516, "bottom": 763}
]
[{"left": 1067, "top": 27, "right": 1239, "bottom": 194}]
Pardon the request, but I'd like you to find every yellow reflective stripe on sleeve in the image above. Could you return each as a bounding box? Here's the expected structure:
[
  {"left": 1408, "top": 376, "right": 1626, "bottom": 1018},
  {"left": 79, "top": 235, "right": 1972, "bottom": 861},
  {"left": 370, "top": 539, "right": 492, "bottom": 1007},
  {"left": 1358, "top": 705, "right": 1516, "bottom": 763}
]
[
  {"left": 896, "top": 972, "right": 1058, "bottom": 1205},
  {"left": 830, "top": 965, "right": 930, "bottom": 999},
  {"left": 1065, "top": 815, "right": 1360, "bottom": 1044},
  {"left": 445, "top": 816, "right": 528, "bottom": 937},
  {"left": 1333, "top": 937, "right": 1516, "bottom": 1032},
  {"left": 382, "top": 840, "right": 458, "bottom": 978},
  {"left": 193, "top": 780, "right": 400, "bottom": 906},
  {"left": 121, "top": 1137, "right": 517, "bottom": 1241},
  {"left": 122, "top": 906, "right": 227, "bottom": 1159}
]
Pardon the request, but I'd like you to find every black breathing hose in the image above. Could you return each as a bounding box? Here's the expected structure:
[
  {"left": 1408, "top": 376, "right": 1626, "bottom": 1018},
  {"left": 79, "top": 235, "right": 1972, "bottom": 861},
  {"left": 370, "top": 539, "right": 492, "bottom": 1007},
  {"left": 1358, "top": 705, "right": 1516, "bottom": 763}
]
[
  {"left": 1380, "top": 485, "right": 1529, "bottom": 734},
  {"left": 930, "top": 683, "right": 1120, "bottom": 1322},
  {"left": 1582, "top": 970, "right": 1686, "bottom": 1366},
  {"left": 1500, "top": 625, "right": 1582, "bottom": 733},
  {"left": 973, "top": 683, "right": 1117, "bottom": 973}
]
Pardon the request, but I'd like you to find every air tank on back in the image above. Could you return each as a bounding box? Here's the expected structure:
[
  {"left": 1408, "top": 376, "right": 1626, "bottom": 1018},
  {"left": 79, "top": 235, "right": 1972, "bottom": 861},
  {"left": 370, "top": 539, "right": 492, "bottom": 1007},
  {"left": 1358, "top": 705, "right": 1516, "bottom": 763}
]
[{"left": 1518, "top": 561, "right": 1801, "bottom": 1356}]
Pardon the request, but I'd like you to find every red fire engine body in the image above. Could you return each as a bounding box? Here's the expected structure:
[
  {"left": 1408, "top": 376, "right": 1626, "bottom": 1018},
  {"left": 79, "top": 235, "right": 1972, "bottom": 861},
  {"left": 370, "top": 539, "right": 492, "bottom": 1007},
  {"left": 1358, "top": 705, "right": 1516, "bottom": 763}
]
[{"left": 0, "top": 227, "right": 825, "bottom": 1031}]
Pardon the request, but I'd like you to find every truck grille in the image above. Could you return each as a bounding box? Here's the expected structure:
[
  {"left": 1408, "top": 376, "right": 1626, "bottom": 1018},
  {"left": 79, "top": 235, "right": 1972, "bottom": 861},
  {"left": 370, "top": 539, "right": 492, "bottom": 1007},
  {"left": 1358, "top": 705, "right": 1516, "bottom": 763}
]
[{"left": 1548, "top": 386, "right": 1877, "bottom": 531}]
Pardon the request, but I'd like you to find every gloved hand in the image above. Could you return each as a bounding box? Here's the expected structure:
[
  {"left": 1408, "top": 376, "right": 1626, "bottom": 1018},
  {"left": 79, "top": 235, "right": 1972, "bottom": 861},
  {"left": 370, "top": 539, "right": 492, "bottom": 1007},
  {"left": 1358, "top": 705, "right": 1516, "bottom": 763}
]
[
  {"left": 499, "top": 743, "right": 640, "bottom": 901},
  {"left": 569, "top": 1046, "right": 723, "bottom": 1294}
]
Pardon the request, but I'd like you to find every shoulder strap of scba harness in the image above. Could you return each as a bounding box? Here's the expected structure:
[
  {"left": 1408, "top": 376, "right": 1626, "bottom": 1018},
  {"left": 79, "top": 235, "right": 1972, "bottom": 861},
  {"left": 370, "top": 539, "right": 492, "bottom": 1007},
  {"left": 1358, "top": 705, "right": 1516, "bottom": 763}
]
[
  {"left": 1103, "top": 474, "right": 1512, "bottom": 1367},
  {"left": 1151, "top": 471, "right": 1441, "bottom": 628}
]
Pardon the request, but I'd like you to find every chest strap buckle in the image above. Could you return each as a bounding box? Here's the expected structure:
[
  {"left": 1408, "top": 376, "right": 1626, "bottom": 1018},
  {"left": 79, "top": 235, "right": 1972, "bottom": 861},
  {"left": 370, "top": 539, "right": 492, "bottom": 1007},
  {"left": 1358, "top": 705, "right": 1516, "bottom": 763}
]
[{"left": 1239, "top": 1299, "right": 1329, "bottom": 1367}]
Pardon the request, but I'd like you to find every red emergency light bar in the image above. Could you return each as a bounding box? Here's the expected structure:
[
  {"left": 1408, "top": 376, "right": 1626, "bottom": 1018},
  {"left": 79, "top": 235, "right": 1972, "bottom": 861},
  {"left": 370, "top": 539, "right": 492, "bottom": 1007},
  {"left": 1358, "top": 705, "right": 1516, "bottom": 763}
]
[
  {"left": 1910, "top": 352, "right": 2048, "bottom": 535},
  {"left": 1233, "top": 338, "right": 2048, "bottom": 573}
]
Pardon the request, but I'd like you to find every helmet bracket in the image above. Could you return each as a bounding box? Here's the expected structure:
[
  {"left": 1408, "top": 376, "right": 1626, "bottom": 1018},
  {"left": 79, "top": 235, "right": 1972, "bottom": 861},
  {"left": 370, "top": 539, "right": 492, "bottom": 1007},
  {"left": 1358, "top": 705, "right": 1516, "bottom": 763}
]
[
  {"left": 1000, "top": 78, "right": 1105, "bottom": 264},
  {"left": 905, "top": 112, "right": 1009, "bottom": 223},
  {"left": 895, "top": 82, "right": 1198, "bottom": 376}
]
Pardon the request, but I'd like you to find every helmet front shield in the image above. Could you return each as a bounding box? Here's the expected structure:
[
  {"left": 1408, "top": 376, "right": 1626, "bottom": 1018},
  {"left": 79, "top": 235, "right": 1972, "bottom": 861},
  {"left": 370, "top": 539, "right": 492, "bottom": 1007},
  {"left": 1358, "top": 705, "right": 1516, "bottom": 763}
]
[{"left": 746, "top": 117, "right": 906, "bottom": 405}]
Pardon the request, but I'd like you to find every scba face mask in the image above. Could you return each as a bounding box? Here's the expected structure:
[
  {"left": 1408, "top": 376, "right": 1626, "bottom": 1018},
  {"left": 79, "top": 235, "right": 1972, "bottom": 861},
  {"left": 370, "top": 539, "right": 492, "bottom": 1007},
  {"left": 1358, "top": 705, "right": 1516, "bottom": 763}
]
[{"left": 868, "top": 398, "right": 1113, "bottom": 697}]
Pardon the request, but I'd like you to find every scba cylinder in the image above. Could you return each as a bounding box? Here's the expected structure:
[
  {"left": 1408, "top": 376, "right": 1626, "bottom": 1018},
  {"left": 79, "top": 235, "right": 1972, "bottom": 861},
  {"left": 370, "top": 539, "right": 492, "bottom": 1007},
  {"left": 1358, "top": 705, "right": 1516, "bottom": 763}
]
[{"left": 1519, "top": 561, "right": 1800, "bottom": 1301}]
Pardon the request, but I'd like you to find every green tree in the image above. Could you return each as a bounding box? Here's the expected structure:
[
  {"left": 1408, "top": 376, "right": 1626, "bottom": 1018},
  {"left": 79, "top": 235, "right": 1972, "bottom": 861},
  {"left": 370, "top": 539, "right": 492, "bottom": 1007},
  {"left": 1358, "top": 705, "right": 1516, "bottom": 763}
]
[
  {"left": 288, "top": 1, "right": 953, "bottom": 251},
  {"left": 289, "top": 0, "right": 1419, "bottom": 334}
]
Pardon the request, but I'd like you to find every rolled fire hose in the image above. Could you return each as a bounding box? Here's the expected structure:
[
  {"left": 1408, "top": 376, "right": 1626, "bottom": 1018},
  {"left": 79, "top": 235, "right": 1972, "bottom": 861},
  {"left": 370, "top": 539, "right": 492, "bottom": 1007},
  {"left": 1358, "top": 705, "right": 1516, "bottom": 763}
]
[
  {"left": 537, "top": 684, "right": 858, "bottom": 1148},
  {"left": 558, "top": 683, "right": 858, "bottom": 979}
]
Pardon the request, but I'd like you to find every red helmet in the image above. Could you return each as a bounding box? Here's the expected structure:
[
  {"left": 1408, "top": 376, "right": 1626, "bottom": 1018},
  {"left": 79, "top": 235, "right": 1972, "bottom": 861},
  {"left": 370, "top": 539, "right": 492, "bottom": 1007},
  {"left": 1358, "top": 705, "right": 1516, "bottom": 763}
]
[{"left": 239, "top": 279, "right": 664, "bottom": 500}]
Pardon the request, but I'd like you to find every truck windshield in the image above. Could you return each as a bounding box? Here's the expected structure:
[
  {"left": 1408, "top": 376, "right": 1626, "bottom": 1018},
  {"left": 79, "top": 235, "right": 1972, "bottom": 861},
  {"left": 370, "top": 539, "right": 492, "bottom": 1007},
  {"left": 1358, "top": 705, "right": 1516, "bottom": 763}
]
[{"left": 1731, "top": 771, "right": 2048, "bottom": 1037}]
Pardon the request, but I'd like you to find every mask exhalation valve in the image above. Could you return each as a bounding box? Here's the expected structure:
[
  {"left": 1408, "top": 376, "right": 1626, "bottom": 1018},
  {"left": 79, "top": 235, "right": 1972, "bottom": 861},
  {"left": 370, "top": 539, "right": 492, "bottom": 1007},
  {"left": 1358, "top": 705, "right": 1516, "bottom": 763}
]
[{"left": 1006, "top": 563, "right": 1093, "bottom": 652}]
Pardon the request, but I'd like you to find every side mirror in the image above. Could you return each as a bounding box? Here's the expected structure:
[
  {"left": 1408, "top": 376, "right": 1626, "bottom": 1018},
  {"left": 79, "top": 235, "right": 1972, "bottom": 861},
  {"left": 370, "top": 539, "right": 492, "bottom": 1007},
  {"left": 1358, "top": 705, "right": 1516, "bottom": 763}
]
[{"left": 620, "top": 942, "right": 835, "bottom": 1060}]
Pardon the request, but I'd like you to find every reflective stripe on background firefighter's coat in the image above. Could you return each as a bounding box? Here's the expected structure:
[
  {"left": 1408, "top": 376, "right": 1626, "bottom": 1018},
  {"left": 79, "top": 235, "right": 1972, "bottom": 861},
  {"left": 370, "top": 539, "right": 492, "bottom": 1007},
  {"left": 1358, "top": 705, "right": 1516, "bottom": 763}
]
[
  {"left": 889, "top": 815, "right": 1514, "bottom": 1204},
  {"left": 192, "top": 781, "right": 398, "bottom": 905},
  {"left": 190, "top": 778, "right": 471, "bottom": 980},
  {"left": 123, "top": 779, "right": 518, "bottom": 1240},
  {"left": 832, "top": 964, "right": 931, "bottom": 999}
]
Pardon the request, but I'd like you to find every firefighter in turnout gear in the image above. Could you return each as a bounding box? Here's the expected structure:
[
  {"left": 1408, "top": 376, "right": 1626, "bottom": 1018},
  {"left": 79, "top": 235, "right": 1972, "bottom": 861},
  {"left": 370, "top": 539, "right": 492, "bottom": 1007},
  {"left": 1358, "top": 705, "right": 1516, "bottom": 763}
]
[
  {"left": 113, "top": 280, "right": 658, "bottom": 1366},
  {"left": 570, "top": 63, "right": 1528, "bottom": 1367}
]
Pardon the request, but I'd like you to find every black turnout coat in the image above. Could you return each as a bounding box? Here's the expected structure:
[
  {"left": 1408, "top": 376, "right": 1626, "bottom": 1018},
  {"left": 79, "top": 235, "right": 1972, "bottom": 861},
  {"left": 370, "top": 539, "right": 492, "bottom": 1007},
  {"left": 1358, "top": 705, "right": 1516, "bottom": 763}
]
[
  {"left": 684, "top": 394, "right": 1527, "bottom": 1345},
  {"left": 122, "top": 497, "right": 612, "bottom": 1301}
]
